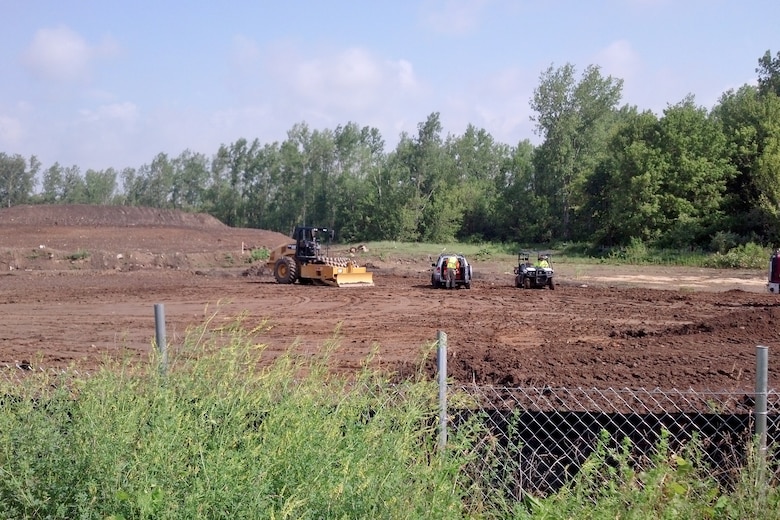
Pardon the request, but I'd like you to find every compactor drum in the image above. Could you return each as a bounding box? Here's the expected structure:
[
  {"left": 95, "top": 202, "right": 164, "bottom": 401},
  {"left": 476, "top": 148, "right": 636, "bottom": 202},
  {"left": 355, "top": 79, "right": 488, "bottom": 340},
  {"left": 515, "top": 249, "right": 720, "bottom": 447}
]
[{"left": 266, "top": 226, "right": 374, "bottom": 287}]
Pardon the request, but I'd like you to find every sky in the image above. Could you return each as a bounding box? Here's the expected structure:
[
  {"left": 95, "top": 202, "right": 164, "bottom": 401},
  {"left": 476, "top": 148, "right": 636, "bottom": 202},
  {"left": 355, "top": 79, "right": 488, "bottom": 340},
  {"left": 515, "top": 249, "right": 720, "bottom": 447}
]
[{"left": 1, "top": 0, "right": 779, "bottom": 174}]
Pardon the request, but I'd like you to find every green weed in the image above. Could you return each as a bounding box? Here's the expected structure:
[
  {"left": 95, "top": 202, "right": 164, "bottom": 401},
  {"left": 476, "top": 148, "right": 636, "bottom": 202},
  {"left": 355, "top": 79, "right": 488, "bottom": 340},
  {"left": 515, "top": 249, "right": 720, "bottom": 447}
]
[
  {"left": 0, "top": 316, "right": 468, "bottom": 519},
  {"left": 66, "top": 249, "right": 90, "bottom": 261}
]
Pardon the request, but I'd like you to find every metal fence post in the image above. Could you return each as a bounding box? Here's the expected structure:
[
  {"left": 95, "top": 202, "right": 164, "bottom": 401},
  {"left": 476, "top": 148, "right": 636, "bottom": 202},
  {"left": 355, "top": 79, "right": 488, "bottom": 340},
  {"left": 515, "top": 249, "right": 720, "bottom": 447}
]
[
  {"left": 438, "top": 330, "right": 448, "bottom": 451},
  {"left": 755, "top": 345, "right": 769, "bottom": 506},
  {"left": 755, "top": 345, "right": 768, "bottom": 456},
  {"left": 154, "top": 303, "right": 168, "bottom": 376}
]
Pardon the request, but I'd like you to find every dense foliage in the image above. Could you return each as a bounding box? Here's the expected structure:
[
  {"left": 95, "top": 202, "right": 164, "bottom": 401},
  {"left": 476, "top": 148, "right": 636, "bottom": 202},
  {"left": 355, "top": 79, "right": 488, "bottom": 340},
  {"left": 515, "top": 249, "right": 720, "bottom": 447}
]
[{"left": 3, "top": 50, "right": 780, "bottom": 249}]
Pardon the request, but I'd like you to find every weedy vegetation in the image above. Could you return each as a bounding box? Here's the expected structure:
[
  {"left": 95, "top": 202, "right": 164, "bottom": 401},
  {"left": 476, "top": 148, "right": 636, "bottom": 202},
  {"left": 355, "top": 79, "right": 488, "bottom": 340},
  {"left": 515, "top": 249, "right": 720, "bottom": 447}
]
[{"left": 0, "top": 313, "right": 778, "bottom": 519}]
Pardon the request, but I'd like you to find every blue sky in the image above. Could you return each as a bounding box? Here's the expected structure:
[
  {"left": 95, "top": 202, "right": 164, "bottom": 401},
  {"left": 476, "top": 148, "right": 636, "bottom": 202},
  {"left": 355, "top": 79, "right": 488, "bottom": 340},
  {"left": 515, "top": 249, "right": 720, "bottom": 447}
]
[{"left": 1, "top": 0, "right": 778, "bottom": 173}]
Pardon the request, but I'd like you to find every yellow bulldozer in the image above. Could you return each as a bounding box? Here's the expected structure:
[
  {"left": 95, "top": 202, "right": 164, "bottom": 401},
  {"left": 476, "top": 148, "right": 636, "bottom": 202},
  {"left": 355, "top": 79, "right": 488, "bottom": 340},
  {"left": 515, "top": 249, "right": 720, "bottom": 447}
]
[{"left": 266, "top": 225, "right": 374, "bottom": 287}]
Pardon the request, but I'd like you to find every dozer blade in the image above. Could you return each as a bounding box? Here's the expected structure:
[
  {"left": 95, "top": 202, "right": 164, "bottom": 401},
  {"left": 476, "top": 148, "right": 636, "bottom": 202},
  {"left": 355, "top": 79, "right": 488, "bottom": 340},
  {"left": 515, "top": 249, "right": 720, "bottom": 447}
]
[
  {"left": 298, "top": 262, "right": 374, "bottom": 287},
  {"left": 332, "top": 270, "right": 374, "bottom": 287}
]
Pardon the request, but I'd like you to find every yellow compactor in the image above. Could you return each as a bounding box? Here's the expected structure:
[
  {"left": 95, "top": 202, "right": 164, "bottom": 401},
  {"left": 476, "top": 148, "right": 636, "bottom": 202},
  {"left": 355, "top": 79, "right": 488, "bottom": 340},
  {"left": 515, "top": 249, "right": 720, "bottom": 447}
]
[{"left": 266, "top": 226, "right": 374, "bottom": 287}]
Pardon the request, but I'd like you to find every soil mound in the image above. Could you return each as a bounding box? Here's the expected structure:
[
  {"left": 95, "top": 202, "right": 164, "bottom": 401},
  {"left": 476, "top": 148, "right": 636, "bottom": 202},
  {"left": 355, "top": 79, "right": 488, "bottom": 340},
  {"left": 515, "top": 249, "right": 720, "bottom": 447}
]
[
  {"left": 0, "top": 204, "right": 291, "bottom": 271},
  {"left": 0, "top": 204, "right": 227, "bottom": 229}
]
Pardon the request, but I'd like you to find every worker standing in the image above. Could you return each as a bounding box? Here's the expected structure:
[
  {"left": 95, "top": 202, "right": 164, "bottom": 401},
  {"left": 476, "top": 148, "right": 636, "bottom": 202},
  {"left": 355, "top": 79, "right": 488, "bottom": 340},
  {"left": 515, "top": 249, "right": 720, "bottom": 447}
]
[{"left": 446, "top": 255, "right": 459, "bottom": 289}]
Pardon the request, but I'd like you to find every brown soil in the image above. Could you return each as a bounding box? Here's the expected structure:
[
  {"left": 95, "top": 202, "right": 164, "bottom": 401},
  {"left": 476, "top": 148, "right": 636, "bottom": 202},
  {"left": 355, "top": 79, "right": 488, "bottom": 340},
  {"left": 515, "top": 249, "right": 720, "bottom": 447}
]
[{"left": 1, "top": 204, "right": 777, "bottom": 391}]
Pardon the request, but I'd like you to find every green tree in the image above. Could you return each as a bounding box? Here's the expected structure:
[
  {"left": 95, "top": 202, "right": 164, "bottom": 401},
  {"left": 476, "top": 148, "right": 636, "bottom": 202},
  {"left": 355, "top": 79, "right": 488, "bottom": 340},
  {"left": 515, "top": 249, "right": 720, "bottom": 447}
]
[
  {"left": 0, "top": 153, "right": 38, "bottom": 207},
  {"left": 330, "top": 123, "right": 387, "bottom": 242},
  {"left": 270, "top": 125, "right": 308, "bottom": 232},
  {"left": 714, "top": 84, "right": 780, "bottom": 242},
  {"left": 145, "top": 153, "right": 175, "bottom": 208},
  {"left": 241, "top": 141, "right": 281, "bottom": 230},
  {"left": 83, "top": 168, "right": 117, "bottom": 205},
  {"left": 207, "top": 139, "right": 258, "bottom": 227},
  {"left": 654, "top": 96, "right": 735, "bottom": 247},
  {"left": 121, "top": 154, "right": 175, "bottom": 209},
  {"left": 446, "top": 125, "right": 509, "bottom": 241},
  {"left": 119, "top": 167, "right": 143, "bottom": 206},
  {"left": 387, "top": 113, "right": 460, "bottom": 242},
  {"left": 61, "top": 165, "right": 86, "bottom": 203},
  {"left": 585, "top": 106, "right": 665, "bottom": 246},
  {"left": 171, "top": 150, "right": 210, "bottom": 210},
  {"left": 590, "top": 97, "right": 734, "bottom": 248},
  {"left": 41, "top": 163, "right": 65, "bottom": 203},
  {"left": 530, "top": 63, "right": 623, "bottom": 240},
  {"left": 757, "top": 49, "right": 780, "bottom": 97},
  {"left": 305, "top": 128, "right": 338, "bottom": 229},
  {"left": 497, "top": 140, "right": 548, "bottom": 242}
]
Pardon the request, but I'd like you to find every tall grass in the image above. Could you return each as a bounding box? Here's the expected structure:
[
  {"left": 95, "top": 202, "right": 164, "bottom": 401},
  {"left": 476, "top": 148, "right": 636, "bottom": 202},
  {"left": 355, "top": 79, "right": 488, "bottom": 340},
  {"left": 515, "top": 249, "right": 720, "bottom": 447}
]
[
  {"left": 1, "top": 314, "right": 778, "bottom": 518},
  {"left": 0, "top": 317, "right": 468, "bottom": 519}
]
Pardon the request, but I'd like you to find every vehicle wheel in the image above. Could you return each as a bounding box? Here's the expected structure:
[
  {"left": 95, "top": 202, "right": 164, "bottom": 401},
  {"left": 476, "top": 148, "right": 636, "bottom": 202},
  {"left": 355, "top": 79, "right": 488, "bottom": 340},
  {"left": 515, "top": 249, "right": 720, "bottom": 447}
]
[
  {"left": 464, "top": 281, "right": 471, "bottom": 289},
  {"left": 515, "top": 276, "right": 521, "bottom": 288},
  {"left": 431, "top": 275, "right": 437, "bottom": 287},
  {"left": 548, "top": 278, "right": 555, "bottom": 290},
  {"left": 523, "top": 277, "right": 531, "bottom": 290},
  {"left": 274, "top": 257, "right": 297, "bottom": 284}
]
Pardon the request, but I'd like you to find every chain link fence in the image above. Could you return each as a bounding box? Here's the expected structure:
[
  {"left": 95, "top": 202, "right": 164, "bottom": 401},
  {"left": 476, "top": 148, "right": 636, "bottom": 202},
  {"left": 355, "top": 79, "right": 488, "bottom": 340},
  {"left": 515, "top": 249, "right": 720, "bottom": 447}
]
[
  {"left": 437, "top": 333, "right": 779, "bottom": 504},
  {"left": 448, "top": 384, "right": 779, "bottom": 500}
]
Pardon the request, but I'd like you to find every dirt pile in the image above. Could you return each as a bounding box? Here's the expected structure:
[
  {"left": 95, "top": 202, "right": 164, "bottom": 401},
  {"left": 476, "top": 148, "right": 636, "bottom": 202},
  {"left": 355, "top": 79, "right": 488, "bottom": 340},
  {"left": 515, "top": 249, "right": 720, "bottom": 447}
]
[
  {"left": 0, "top": 204, "right": 290, "bottom": 272},
  {"left": 0, "top": 204, "right": 228, "bottom": 229}
]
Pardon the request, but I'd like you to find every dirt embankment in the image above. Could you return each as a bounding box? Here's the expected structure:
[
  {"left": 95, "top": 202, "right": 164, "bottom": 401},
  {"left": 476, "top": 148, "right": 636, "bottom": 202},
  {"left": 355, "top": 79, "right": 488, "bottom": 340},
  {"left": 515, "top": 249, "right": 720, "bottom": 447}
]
[{"left": 0, "top": 204, "right": 290, "bottom": 272}]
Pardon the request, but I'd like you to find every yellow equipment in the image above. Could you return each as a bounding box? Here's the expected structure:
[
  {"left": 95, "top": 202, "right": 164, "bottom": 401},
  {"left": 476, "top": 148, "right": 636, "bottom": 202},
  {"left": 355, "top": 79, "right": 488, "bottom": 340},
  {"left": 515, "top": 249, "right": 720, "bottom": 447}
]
[{"left": 266, "top": 226, "right": 374, "bottom": 287}]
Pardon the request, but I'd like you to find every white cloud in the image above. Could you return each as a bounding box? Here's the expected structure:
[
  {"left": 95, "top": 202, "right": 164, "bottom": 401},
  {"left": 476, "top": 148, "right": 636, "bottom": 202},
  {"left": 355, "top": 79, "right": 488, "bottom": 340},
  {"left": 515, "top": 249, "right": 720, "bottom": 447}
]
[
  {"left": 0, "top": 115, "right": 23, "bottom": 145},
  {"left": 394, "top": 60, "right": 418, "bottom": 90},
  {"left": 292, "top": 48, "right": 382, "bottom": 109},
  {"left": 230, "top": 34, "right": 263, "bottom": 70},
  {"left": 594, "top": 40, "right": 641, "bottom": 82},
  {"left": 21, "top": 25, "right": 118, "bottom": 84},
  {"left": 266, "top": 46, "right": 423, "bottom": 114},
  {"left": 77, "top": 102, "right": 139, "bottom": 126},
  {"left": 419, "top": 0, "right": 490, "bottom": 35},
  {"left": 436, "top": 65, "right": 539, "bottom": 146}
]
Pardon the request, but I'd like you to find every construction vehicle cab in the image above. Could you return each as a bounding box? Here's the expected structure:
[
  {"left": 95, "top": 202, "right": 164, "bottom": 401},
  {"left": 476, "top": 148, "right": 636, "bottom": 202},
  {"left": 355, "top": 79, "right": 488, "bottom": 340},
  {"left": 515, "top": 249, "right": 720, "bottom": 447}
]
[{"left": 266, "top": 225, "right": 374, "bottom": 287}]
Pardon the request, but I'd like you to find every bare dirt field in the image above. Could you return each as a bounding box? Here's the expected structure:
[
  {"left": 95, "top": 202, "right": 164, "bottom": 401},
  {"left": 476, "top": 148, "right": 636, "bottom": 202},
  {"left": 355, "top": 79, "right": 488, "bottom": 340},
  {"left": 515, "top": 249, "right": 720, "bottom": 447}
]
[{"left": 1, "top": 204, "right": 778, "bottom": 391}]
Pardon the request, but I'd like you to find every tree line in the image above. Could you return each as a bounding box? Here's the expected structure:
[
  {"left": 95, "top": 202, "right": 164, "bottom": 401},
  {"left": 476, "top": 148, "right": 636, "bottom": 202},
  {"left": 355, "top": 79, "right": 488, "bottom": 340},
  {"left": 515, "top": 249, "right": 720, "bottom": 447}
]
[{"left": 3, "top": 50, "right": 780, "bottom": 250}]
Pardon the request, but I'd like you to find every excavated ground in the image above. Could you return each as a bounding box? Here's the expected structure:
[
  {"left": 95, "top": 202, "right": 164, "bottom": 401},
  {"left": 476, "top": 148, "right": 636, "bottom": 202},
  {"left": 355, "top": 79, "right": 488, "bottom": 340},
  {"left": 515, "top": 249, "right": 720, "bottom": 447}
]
[{"left": 0, "top": 204, "right": 777, "bottom": 392}]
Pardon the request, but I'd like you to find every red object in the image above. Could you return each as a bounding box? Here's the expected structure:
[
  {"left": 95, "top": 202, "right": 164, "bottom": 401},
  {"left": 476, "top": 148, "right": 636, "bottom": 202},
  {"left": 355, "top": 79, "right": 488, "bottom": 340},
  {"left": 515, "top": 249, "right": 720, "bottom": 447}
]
[{"left": 770, "top": 250, "right": 780, "bottom": 284}]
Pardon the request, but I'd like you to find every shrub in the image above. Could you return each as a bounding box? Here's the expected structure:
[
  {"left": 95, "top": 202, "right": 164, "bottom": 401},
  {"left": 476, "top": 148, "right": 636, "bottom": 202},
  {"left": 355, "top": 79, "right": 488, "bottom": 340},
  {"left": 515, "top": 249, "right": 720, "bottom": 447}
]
[
  {"left": 710, "top": 231, "right": 741, "bottom": 254},
  {"left": 703, "top": 242, "right": 768, "bottom": 269},
  {"left": 608, "top": 237, "right": 650, "bottom": 264},
  {"left": 249, "top": 247, "right": 270, "bottom": 262}
]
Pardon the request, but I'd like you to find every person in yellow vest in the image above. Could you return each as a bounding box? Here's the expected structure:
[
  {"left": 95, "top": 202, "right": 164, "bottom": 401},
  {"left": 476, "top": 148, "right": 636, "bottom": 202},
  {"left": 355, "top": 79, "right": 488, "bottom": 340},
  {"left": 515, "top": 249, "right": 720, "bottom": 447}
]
[
  {"left": 535, "top": 255, "right": 549, "bottom": 268},
  {"left": 445, "top": 255, "right": 459, "bottom": 289}
]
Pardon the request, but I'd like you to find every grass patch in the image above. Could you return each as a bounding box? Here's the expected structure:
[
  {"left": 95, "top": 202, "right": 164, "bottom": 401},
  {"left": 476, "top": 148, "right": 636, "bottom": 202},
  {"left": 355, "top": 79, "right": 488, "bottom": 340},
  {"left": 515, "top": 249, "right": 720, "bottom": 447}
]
[
  {"left": 0, "top": 316, "right": 468, "bottom": 519},
  {"left": 2, "top": 314, "right": 777, "bottom": 518},
  {"left": 66, "top": 249, "right": 90, "bottom": 261},
  {"left": 356, "top": 238, "right": 771, "bottom": 270}
]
